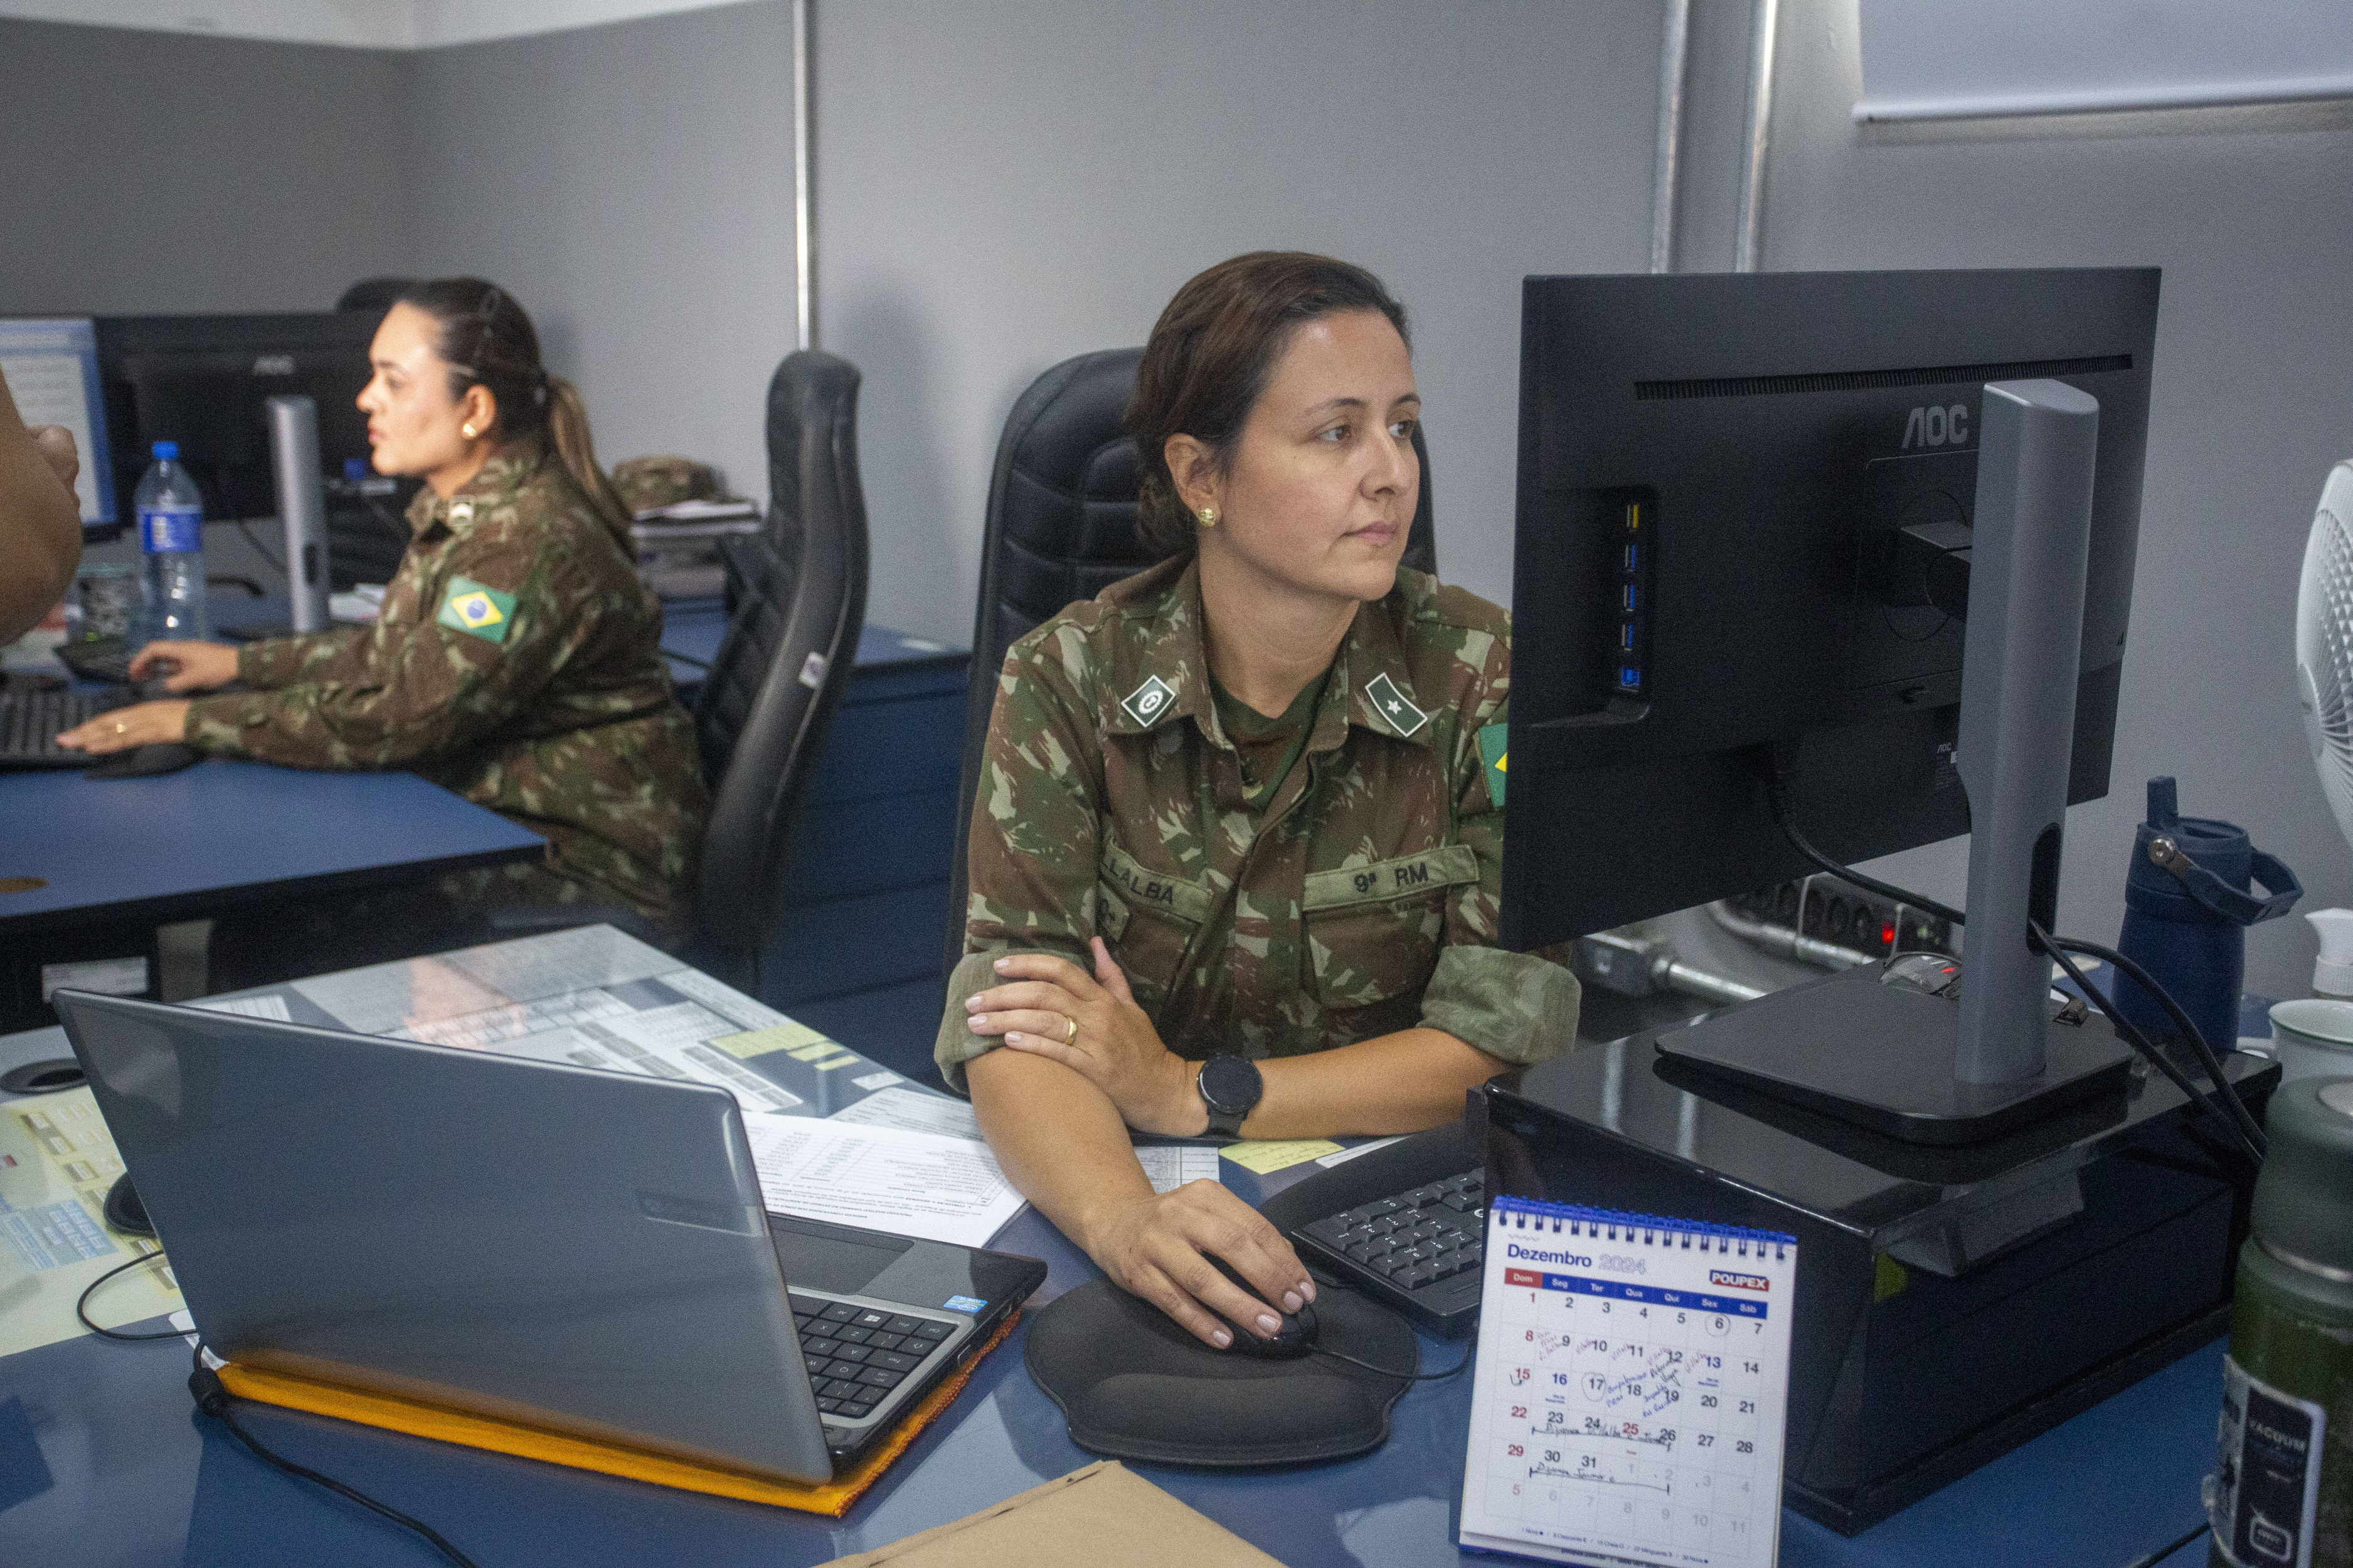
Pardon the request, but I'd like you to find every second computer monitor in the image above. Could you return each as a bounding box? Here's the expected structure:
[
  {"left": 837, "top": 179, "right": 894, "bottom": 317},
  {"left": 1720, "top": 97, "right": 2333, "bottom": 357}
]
[
  {"left": 1501, "top": 267, "right": 2160, "bottom": 953},
  {"left": 95, "top": 312, "right": 381, "bottom": 526}
]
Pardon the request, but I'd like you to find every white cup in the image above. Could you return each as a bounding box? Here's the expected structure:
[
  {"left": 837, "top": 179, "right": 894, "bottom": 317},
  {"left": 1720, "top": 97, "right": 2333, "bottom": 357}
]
[{"left": 2266, "top": 999, "right": 2353, "bottom": 1081}]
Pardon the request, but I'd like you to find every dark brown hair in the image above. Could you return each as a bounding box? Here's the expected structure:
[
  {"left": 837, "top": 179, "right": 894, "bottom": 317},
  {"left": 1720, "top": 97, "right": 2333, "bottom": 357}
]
[
  {"left": 393, "top": 277, "right": 632, "bottom": 540},
  {"left": 1127, "top": 252, "right": 1410, "bottom": 556}
]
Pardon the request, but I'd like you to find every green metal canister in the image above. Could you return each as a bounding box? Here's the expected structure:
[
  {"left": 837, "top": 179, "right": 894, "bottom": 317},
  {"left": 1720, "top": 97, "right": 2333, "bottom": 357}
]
[{"left": 2207, "top": 1076, "right": 2353, "bottom": 1568}]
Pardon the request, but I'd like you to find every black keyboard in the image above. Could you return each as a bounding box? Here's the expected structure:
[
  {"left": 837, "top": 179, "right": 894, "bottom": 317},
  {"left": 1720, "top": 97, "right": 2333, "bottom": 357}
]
[
  {"left": 1292, "top": 1167, "right": 1487, "bottom": 1336},
  {"left": 0, "top": 687, "right": 124, "bottom": 767},
  {"left": 789, "top": 1290, "right": 957, "bottom": 1435}
]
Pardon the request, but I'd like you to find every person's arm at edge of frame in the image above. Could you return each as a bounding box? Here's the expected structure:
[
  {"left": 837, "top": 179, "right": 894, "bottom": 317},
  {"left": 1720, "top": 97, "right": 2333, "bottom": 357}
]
[{"left": 0, "top": 366, "right": 83, "bottom": 646}]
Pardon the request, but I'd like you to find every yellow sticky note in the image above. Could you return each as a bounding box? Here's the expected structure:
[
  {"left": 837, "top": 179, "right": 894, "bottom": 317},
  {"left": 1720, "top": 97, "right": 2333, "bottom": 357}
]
[
  {"left": 1219, "top": 1139, "right": 1344, "bottom": 1174},
  {"left": 709, "top": 1022, "right": 831, "bottom": 1061}
]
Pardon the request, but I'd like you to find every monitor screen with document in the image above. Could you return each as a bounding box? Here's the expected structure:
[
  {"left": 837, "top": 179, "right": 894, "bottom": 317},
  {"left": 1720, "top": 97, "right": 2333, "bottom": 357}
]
[{"left": 0, "top": 317, "right": 117, "bottom": 537}]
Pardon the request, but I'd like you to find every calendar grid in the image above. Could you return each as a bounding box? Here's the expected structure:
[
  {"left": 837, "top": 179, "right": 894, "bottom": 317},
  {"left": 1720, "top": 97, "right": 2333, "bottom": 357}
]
[{"left": 1458, "top": 1199, "right": 1798, "bottom": 1567}]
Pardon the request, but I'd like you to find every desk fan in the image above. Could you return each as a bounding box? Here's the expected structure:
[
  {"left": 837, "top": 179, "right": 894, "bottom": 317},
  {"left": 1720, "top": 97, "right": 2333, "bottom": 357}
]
[{"left": 2296, "top": 460, "right": 2353, "bottom": 852}]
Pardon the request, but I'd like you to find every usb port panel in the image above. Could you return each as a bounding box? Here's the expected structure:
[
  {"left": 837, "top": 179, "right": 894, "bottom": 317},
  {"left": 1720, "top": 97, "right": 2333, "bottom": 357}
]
[{"left": 1608, "top": 495, "right": 1653, "bottom": 702}]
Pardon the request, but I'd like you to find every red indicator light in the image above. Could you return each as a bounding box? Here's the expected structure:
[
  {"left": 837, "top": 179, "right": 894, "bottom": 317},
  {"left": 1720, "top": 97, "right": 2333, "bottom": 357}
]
[{"left": 1881, "top": 921, "right": 1896, "bottom": 948}]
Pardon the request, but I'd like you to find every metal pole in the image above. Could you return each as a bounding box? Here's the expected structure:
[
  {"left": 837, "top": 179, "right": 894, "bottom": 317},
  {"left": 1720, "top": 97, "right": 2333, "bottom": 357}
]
[
  {"left": 792, "top": 0, "right": 814, "bottom": 350},
  {"left": 1650, "top": 0, "right": 1691, "bottom": 274},
  {"left": 1733, "top": 0, "right": 1780, "bottom": 273}
]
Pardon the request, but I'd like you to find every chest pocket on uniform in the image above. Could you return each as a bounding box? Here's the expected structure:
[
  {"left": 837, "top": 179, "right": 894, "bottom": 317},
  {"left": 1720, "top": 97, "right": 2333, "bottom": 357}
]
[
  {"left": 1302, "top": 844, "right": 1479, "bottom": 1010},
  {"left": 1097, "top": 840, "right": 1213, "bottom": 997}
]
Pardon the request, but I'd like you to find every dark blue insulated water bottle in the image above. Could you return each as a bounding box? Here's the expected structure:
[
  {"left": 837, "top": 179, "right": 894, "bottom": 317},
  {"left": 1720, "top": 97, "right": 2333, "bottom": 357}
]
[{"left": 2115, "top": 778, "right": 2302, "bottom": 1052}]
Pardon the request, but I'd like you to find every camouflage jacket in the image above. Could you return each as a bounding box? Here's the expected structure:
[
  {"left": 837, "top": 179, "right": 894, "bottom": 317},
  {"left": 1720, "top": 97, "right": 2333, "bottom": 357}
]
[
  {"left": 185, "top": 451, "right": 709, "bottom": 924},
  {"left": 935, "top": 556, "right": 1579, "bottom": 1089}
]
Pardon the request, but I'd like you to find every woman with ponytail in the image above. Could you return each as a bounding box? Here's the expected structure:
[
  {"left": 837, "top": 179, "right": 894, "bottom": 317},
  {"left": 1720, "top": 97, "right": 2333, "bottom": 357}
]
[{"left": 61, "top": 278, "right": 709, "bottom": 939}]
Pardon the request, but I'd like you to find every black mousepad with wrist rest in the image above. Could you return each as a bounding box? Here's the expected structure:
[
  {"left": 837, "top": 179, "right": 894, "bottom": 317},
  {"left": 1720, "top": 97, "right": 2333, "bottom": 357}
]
[{"left": 1024, "top": 1278, "right": 1418, "bottom": 1467}]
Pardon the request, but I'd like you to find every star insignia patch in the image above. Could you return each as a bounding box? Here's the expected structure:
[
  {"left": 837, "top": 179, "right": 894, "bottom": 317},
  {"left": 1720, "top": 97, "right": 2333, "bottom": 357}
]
[
  {"left": 1364, "top": 672, "right": 1428, "bottom": 738},
  {"left": 436, "top": 575, "right": 516, "bottom": 644},
  {"left": 1120, "top": 674, "right": 1179, "bottom": 728}
]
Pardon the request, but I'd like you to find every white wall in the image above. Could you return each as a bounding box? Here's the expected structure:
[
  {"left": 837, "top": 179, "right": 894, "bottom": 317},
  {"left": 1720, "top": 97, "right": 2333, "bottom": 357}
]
[
  {"left": 404, "top": 1, "right": 799, "bottom": 508},
  {"left": 812, "top": 0, "right": 1665, "bottom": 642},
  {"left": 1751, "top": 0, "right": 2353, "bottom": 1001}
]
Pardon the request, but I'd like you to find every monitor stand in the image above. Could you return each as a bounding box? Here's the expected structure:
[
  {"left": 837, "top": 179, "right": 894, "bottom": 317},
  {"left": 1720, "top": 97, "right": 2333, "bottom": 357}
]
[{"left": 1658, "top": 379, "right": 2135, "bottom": 1144}]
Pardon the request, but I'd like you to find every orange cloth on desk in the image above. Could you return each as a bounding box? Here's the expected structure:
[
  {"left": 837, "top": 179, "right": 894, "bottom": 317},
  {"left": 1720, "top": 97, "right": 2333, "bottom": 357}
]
[{"left": 215, "top": 1310, "right": 1019, "bottom": 1518}]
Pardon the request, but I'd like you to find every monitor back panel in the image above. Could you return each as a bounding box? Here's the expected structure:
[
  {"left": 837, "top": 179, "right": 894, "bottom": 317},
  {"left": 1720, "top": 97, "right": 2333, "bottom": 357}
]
[
  {"left": 55, "top": 992, "right": 834, "bottom": 1481},
  {"left": 1504, "top": 268, "right": 2159, "bottom": 948}
]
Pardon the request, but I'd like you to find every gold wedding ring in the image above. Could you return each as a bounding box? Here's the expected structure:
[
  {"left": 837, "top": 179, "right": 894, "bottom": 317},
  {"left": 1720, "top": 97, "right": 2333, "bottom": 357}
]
[
  {"left": 1064, "top": 1015, "right": 1078, "bottom": 1044},
  {"left": 114, "top": 721, "right": 128, "bottom": 734}
]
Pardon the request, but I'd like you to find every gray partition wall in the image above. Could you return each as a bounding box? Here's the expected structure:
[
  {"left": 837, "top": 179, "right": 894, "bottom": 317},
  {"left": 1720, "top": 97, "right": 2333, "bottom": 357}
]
[{"left": 810, "top": 0, "right": 1665, "bottom": 637}]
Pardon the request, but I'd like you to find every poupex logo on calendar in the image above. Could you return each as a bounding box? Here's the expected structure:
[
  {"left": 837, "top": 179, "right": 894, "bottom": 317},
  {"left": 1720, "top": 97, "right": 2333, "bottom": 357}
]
[{"left": 1708, "top": 1269, "right": 1771, "bottom": 1292}]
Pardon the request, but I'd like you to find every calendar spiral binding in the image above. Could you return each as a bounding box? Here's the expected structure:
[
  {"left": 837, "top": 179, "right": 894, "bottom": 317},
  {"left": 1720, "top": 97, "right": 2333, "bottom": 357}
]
[{"left": 1492, "top": 1195, "right": 1795, "bottom": 1261}]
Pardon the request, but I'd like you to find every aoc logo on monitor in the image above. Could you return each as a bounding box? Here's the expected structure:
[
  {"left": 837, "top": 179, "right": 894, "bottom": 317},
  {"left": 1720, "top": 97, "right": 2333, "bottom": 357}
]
[
  {"left": 1902, "top": 403, "right": 1970, "bottom": 449},
  {"left": 1709, "top": 1269, "right": 1770, "bottom": 1293}
]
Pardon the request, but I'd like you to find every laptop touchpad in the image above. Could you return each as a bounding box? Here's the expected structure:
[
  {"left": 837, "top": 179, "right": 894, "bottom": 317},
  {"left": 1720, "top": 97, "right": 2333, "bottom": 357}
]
[{"left": 768, "top": 1214, "right": 911, "bottom": 1295}]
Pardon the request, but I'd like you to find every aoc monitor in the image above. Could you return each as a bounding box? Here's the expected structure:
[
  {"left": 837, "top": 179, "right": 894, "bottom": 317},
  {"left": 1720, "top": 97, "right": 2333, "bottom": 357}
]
[
  {"left": 93, "top": 312, "right": 381, "bottom": 526},
  {"left": 1500, "top": 267, "right": 2160, "bottom": 954}
]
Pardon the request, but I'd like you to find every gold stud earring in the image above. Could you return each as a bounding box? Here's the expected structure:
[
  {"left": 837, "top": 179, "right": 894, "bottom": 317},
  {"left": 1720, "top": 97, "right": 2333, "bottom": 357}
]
[
  {"left": 461, "top": 423, "right": 477, "bottom": 439},
  {"left": 1197, "top": 507, "right": 1218, "bottom": 528}
]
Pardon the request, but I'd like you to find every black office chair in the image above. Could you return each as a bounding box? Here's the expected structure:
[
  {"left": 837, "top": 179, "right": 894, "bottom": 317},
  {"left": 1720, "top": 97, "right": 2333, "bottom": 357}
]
[
  {"left": 940, "top": 347, "right": 1437, "bottom": 976},
  {"left": 686, "top": 351, "right": 871, "bottom": 993},
  {"left": 486, "top": 351, "right": 869, "bottom": 997}
]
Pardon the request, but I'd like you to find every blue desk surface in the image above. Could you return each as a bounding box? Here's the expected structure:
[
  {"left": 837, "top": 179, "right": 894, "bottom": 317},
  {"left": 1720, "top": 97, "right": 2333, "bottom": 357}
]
[
  {"left": 660, "top": 606, "right": 965, "bottom": 689},
  {"left": 0, "top": 760, "right": 542, "bottom": 934},
  {"left": 0, "top": 1027, "right": 2226, "bottom": 1568}
]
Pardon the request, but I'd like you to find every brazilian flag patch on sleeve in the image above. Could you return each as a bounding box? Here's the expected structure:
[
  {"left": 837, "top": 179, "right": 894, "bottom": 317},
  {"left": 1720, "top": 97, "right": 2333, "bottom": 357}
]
[
  {"left": 1477, "top": 722, "right": 1507, "bottom": 807},
  {"left": 436, "top": 575, "right": 516, "bottom": 644}
]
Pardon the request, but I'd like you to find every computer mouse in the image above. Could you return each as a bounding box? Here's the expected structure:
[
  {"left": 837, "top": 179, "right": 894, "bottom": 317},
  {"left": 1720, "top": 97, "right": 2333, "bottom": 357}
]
[
  {"left": 85, "top": 743, "right": 199, "bottom": 780},
  {"left": 105, "top": 1175, "right": 154, "bottom": 1238},
  {"left": 1206, "top": 1256, "right": 1317, "bottom": 1359}
]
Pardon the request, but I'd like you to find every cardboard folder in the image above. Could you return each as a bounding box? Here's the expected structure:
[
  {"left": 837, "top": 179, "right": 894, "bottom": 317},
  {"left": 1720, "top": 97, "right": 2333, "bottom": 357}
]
[{"left": 817, "top": 1460, "right": 1287, "bottom": 1567}]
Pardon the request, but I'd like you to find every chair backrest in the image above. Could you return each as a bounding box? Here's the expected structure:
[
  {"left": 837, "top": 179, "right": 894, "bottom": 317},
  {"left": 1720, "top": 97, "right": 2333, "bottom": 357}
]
[
  {"left": 942, "top": 347, "right": 1437, "bottom": 974},
  {"left": 695, "top": 351, "right": 870, "bottom": 987}
]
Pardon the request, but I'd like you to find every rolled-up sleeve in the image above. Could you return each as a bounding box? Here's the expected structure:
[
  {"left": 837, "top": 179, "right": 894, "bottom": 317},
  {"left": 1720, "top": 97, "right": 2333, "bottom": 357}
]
[
  {"left": 1418, "top": 681, "right": 1580, "bottom": 1065},
  {"left": 933, "top": 628, "right": 1107, "bottom": 1092}
]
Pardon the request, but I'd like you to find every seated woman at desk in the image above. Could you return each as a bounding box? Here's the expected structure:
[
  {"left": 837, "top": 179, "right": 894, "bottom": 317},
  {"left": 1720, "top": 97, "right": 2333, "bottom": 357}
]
[
  {"left": 58, "top": 278, "right": 708, "bottom": 937},
  {"left": 941, "top": 252, "right": 1579, "bottom": 1350}
]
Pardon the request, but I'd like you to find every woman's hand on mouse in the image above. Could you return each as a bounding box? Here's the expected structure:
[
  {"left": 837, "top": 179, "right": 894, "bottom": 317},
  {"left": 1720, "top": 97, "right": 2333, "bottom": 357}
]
[
  {"left": 127, "top": 640, "right": 239, "bottom": 693},
  {"left": 1085, "top": 1179, "right": 1315, "bottom": 1350},
  {"left": 56, "top": 699, "right": 191, "bottom": 755},
  {"left": 966, "top": 939, "right": 1206, "bottom": 1135}
]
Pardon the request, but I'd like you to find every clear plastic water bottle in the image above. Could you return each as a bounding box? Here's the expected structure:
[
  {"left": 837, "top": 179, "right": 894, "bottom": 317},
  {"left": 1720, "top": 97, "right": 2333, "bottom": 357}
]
[{"left": 134, "top": 440, "right": 209, "bottom": 644}]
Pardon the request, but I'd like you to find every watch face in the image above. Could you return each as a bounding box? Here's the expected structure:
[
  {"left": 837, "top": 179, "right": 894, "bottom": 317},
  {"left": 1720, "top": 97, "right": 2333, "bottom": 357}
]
[{"left": 1199, "top": 1054, "right": 1262, "bottom": 1115}]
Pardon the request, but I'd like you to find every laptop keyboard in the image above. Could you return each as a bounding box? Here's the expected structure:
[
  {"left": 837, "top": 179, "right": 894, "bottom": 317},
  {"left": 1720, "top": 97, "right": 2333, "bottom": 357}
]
[{"left": 789, "top": 1291, "right": 955, "bottom": 1425}]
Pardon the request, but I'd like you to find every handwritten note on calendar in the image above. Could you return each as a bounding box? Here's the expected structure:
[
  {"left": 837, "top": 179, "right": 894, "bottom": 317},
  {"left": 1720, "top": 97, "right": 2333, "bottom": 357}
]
[{"left": 1458, "top": 1197, "right": 1799, "bottom": 1566}]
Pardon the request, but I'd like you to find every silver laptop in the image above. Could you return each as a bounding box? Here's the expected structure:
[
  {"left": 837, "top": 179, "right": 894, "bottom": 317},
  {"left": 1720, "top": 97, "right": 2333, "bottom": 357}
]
[{"left": 53, "top": 990, "right": 1043, "bottom": 1483}]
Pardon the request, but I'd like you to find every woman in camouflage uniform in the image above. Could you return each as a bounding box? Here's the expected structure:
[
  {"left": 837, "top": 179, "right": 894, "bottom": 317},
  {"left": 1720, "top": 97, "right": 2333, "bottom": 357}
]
[
  {"left": 61, "top": 279, "right": 708, "bottom": 935},
  {"left": 944, "top": 253, "right": 1580, "bottom": 1350}
]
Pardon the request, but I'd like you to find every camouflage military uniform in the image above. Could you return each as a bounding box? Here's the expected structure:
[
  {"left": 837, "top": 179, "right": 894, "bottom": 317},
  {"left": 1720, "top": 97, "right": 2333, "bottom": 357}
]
[
  {"left": 610, "top": 454, "right": 725, "bottom": 517},
  {"left": 934, "top": 556, "right": 1579, "bottom": 1090},
  {"left": 184, "top": 450, "right": 709, "bottom": 926}
]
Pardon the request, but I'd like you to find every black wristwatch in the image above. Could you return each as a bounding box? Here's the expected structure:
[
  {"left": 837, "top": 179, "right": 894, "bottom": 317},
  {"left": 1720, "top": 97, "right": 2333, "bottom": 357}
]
[{"left": 1196, "top": 1054, "right": 1263, "bottom": 1138}]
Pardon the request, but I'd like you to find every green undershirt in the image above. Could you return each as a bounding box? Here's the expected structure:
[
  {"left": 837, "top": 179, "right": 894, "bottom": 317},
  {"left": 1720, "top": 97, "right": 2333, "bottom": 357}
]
[{"left": 1210, "top": 669, "right": 1329, "bottom": 812}]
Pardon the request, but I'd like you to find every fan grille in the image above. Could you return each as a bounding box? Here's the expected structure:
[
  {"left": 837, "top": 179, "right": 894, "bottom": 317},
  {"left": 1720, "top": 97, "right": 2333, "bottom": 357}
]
[{"left": 2309, "top": 495, "right": 2353, "bottom": 781}]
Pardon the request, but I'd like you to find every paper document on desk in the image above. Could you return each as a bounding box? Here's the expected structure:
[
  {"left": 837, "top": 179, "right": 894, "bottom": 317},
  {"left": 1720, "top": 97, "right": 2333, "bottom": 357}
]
[
  {"left": 1135, "top": 1145, "right": 1221, "bottom": 1194},
  {"left": 741, "top": 1116, "right": 1026, "bottom": 1248}
]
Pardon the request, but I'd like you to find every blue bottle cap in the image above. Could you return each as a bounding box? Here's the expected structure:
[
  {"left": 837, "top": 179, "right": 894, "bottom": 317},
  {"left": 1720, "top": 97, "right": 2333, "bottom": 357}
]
[{"left": 152, "top": 441, "right": 178, "bottom": 460}]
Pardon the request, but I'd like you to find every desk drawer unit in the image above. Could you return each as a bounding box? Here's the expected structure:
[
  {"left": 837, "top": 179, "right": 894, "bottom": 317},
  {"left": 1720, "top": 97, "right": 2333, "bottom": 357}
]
[{"left": 753, "top": 632, "right": 969, "bottom": 1051}]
